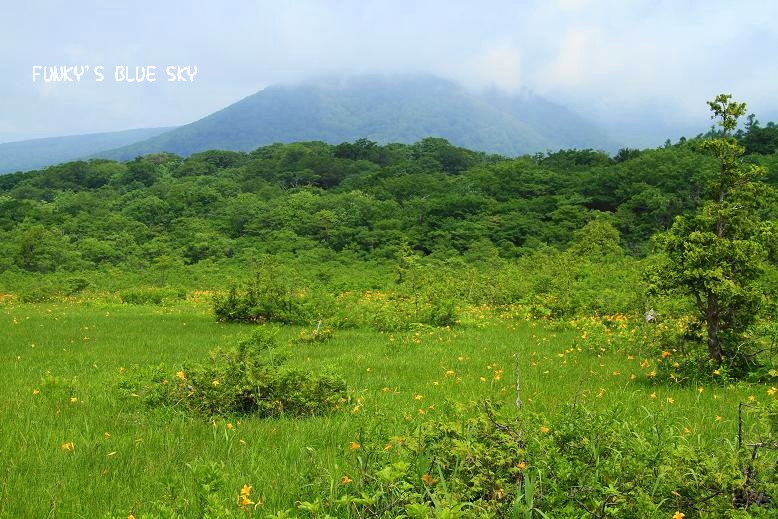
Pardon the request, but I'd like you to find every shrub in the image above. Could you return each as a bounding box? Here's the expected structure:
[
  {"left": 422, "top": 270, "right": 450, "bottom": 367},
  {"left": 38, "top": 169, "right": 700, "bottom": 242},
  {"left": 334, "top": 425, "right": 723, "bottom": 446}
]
[
  {"left": 117, "top": 327, "right": 347, "bottom": 418},
  {"left": 213, "top": 269, "right": 313, "bottom": 325},
  {"left": 296, "top": 322, "right": 335, "bottom": 344},
  {"left": 119, "top": 287, "right": 185, "bottom": 305},
  {"left": 290, "top": 403, "right": 778, "bottom": 518},
  {"left": 640, "top": 312, "right": 778, "bottom": 384},
  {"left": 63, "top": 276, "right": 91, "bottom": 295}
]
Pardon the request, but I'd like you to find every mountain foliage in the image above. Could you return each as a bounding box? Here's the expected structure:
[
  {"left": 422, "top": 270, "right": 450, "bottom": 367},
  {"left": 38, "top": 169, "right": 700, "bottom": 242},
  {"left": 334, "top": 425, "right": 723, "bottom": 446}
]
[{"left": 1, "top": 127, "right": 775, "bottom": 277}]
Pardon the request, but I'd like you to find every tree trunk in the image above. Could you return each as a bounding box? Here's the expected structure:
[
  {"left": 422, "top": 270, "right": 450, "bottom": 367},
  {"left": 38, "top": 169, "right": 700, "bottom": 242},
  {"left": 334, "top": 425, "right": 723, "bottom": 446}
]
[{"left": 706, "top": 292, "right": 723, "bottom": 364}]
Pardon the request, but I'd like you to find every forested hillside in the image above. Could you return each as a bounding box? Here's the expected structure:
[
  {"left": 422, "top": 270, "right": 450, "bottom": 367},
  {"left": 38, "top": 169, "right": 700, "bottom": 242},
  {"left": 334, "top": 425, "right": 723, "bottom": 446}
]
[
  {"left": 1, "top": 131, "right": 777, "bottom": 289},
  {"left": 95, "top": 75, "right": 617, "bottom": 161}
]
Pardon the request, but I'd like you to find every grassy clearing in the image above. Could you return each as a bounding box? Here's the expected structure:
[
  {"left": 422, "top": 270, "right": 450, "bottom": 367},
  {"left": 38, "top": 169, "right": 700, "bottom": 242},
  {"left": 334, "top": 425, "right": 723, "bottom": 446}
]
[{"left": 0, "top": 300, "right": 767, "bottom": 517}]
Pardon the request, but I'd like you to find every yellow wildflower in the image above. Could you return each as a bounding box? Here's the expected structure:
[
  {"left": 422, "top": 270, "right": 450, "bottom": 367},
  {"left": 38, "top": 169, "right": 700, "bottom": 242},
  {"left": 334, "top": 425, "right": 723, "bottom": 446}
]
[{"left": 421, "top": 473, "right": 438, "bottom": 486}]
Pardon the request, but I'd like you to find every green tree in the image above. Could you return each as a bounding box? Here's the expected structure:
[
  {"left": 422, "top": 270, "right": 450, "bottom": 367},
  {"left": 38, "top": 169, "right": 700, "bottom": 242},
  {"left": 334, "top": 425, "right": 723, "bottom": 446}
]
[
  {"left": 567, "top": 218, "right": 624, "bottom": 259},
  {"left": 649, "top": 94, "right": 777, "bottom": 366}
]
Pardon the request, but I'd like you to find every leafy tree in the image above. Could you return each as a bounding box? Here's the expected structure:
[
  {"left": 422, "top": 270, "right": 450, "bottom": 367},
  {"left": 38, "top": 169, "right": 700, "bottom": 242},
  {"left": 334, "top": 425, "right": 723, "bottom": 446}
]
[
  {"left": 739, "top": 115, "right": 778, "bottom": 155},
  {"left": 612, "top": 147, "right": 642, "bottom": 163},
  {"left": 121, "top": 194, "right": 171, "bottom": 227},
  {"left": 13, "top": 223, "right": 75, "bottom": 273},
  {"left": 567, "top": 218, "right": 624, "bottom": 259},
  {"left": 333, "top": 138, "right": 390, "bottom": 165},
  {"left": 78, "top": 237, "right": 125, "bottom": 265},
  {"left": 649, "top": 95, "right": 778, "bottom": 366}
]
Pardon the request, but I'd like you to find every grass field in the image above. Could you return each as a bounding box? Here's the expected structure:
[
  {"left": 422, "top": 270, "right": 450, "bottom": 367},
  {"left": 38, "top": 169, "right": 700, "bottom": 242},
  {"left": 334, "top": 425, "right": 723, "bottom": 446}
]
[{"left": 0, "top": 298, "right": 768, "bottom": 517}]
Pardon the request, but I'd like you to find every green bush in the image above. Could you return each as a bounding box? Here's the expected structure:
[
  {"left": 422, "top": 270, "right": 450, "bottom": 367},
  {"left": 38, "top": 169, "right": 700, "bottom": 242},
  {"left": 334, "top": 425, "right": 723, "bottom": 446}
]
[
  {"left": 63, "top": 276, "right": 91, "bottom": 295},
  {"left": 117, "top": 327, "right": 347, "bottom": 418},
  {"left": 212, "top": 284, "right": 313, "bottom": 324},
  {"left": 18, "top": 280, "right": 57, "bottom": 303},
  {"left": 119, "top": 286, "right": 186, "bottom": 305},
  {"left": 212, "top": 263, "right": 315, "bottom": 324},
  {"left": 296, "top": 322, "right": 336, "bottom": 343},
  {"left": 641, "top": 311, "right": 778, "bottom": 384},
  {"left": 291, "top": 403, "right": 778, "bottom": 518}
]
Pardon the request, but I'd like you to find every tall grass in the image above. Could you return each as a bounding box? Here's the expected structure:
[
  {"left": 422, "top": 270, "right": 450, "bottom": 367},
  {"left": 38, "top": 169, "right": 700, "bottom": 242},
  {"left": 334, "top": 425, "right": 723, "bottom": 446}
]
[{"left": 0, "top": 300, "right": 765, "bottom": 517}]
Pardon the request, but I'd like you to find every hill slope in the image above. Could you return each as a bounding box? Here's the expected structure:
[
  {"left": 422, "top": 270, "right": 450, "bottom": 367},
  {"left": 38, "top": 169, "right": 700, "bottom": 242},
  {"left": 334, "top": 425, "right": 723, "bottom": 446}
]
[
  {"left": 0, "top": 127, "right": 175, "bottom": 174},
  {"left": 99, "top": 75, "right": 618, "bottom": 160}
]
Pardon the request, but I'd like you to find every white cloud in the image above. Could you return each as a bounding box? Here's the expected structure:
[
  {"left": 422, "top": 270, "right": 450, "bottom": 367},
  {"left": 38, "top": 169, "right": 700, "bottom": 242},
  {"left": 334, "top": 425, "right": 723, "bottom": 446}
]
[{"left": 0, "top": 0, "right": 777, "bottom": 144}]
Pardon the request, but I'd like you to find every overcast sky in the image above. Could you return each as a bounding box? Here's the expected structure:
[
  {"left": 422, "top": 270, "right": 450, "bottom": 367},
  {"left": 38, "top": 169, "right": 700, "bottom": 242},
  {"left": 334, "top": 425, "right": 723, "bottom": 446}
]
[{"left": 2, "top": 0, "right": 777, "bottom": 146}]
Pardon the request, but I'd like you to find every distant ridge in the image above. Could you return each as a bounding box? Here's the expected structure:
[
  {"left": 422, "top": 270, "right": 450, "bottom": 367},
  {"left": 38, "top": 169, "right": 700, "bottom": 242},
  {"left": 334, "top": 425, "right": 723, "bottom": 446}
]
[
  {"left": 98, "top": 75, "right": 618, "bottom": 161},
  {"left": 0, "top": 127, "right": 175, "bottom": 174},
  {"left": 0, "top": 75, "right": 620, "bottom": 174}
]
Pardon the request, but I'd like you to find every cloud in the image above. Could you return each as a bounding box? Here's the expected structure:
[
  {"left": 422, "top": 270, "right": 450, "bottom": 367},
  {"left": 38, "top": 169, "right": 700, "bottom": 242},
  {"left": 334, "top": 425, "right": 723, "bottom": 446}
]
[
  {"left": 0, "top": 0, "right": 776, "bottom": 145},
  {"left": 537, "top": 28, "right": 596, "bottom": 91},
  {"left": 436, "top": 41, "right": 523, "bottom": 92}
]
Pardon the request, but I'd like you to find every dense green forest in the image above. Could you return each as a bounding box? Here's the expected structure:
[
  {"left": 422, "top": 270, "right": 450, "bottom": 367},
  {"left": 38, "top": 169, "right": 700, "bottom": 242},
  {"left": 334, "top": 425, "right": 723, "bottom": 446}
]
[{"left": 1, "top": 121, "right": 777, "bottom": 286}]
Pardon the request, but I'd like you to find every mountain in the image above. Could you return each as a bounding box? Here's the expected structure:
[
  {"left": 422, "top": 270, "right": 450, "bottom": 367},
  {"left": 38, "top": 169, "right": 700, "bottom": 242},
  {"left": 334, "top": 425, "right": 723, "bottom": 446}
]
[
  {"left": 0, "top": 127, "right": 175, "bottom": 174},
  {"left": 98, "top": 75, "right": 618, "bottom": 161}
]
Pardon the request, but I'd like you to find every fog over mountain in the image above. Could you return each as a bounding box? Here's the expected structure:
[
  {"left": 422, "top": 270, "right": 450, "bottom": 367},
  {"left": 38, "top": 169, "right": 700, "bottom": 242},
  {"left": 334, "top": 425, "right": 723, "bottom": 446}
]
[
  {"left": 95, "top": 75, "right": 617, "bottom": 162},
  {"left": 2, "top": 1, "right": 776, "bottom": 150}
]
